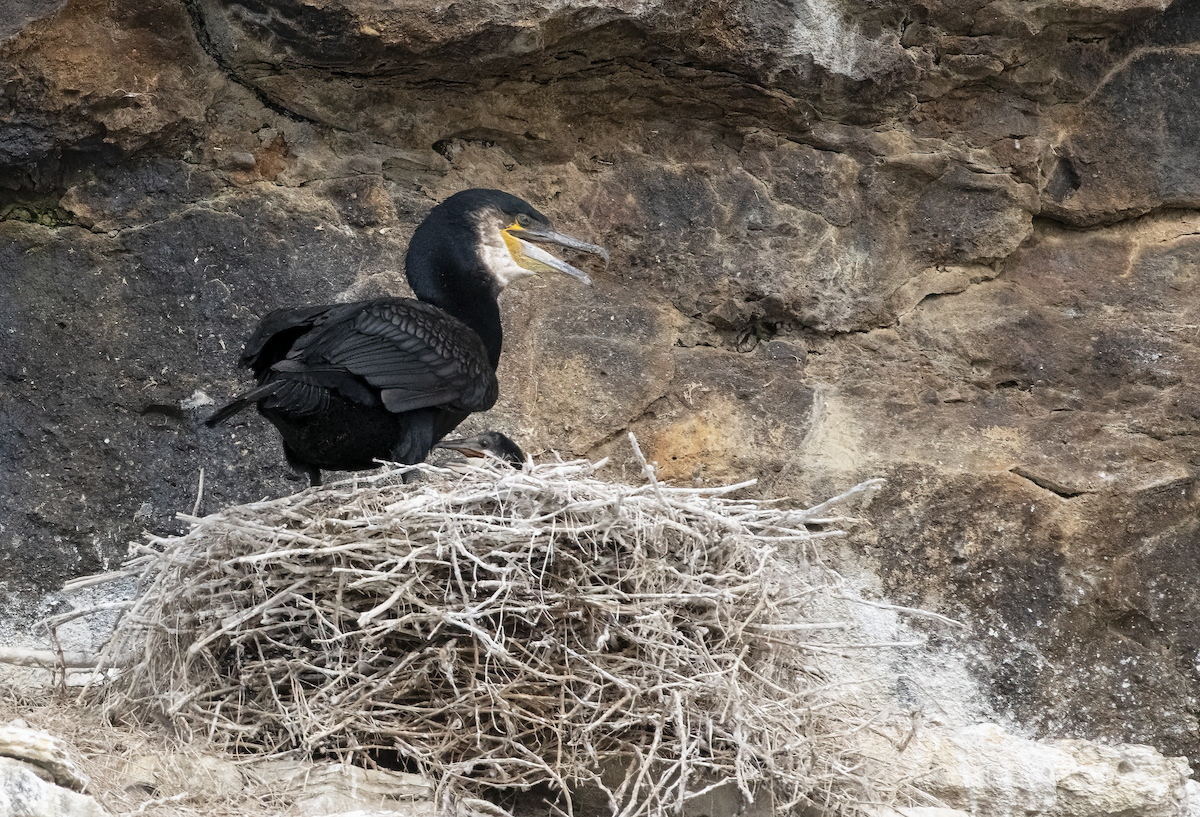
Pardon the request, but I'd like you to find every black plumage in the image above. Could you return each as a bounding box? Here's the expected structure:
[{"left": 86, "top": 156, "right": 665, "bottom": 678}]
[{"left": 206, "top": 189, "right": 605, "bottom": 485}]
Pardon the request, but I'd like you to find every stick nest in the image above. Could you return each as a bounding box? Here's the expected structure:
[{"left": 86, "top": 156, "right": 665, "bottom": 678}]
[{"left": 88, "top": 447, "right": 906, "bottom": 817}]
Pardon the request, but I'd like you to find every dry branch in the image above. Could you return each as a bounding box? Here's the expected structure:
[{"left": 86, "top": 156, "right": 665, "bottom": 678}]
[{"left": 0, "top": 648, "right": 106, "bottom": 669}]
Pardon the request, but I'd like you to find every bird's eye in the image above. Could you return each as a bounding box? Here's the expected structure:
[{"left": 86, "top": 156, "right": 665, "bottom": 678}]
[{"left": 515, "top": 213, "right": 532, "bottom": 228}]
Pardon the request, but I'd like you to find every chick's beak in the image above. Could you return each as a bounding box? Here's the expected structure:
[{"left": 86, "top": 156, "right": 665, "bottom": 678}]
[{"left": 434, "top": 438, "right": 487, "bottom": 458}]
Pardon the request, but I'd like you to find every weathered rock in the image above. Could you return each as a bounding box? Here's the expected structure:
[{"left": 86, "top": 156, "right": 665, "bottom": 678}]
[
  {"left": 112, "top": 754, "right": 434, "bottom": 816},
  {"left": 894, "top": 724, "right": 1190, "bottom": 817},
  {"left": 252, "top": 760, "right": 434, "bottom": 817},
  {"left": 0, "top": 0, "right": 214, "bottom": 169},
  {"left": 0, "top": 757, "right": 107, "bottom": 817},
  {"left": 117, "top": 753, "right": 243, "bottom": 799},
  {"left": 1044, "top": 3, "right": 1200, "bottom": 224},
  {"left": 0, "top": 724, "right": 87, "bottom": 792}
]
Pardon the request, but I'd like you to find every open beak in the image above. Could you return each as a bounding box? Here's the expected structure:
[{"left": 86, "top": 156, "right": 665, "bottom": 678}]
[
  {"left": 512, "top": 226, "right": 608, "bottom": 285},
  {"left": 434, "top": 438, "right": 488, "bottom": 458},
  {"left": 434, "top": 432, "right": 526, "bottom": 466}
]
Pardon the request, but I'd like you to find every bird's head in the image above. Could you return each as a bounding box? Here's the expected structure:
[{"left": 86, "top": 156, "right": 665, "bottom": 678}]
[
  {"left": 489, "top": 198, "right": 609, "bottom": 287},
  {"left": 434, "top": 430, "right": 526, "bottom": 467},
  {"left": 406, "top": 189, "right": 608, "bottom": 299}
]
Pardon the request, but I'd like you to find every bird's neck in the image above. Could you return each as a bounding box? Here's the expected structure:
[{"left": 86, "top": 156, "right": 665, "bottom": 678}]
[
  {"left": 448, "top": 292, "right": 503, "bottom": 371},
  {"left": 411, "top": 265, "right": 503, "bottom": 370}
]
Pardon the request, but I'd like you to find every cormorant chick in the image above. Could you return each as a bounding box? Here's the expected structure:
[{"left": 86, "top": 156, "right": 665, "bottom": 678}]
[{"left": 434, "top": 431, "right": 526, "bottom": 467}]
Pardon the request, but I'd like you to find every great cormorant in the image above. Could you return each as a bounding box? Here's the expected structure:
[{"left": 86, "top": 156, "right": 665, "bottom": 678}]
[
  {"left": 434, "top": 431, "right": 526, "bottom": 467},
  {"left": 206, "top": 189, "right": 606, "bottom": 485}
]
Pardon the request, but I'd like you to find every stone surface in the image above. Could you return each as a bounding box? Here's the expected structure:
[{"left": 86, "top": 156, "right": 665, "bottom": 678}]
[
  {"left": 252, "top": 761, "right": 434, "bottom": 817},
  {"left": 3, "top": 0, "right": 1200, "bottom": 786},
  {"left": 892, "top": 723, "right": 1191, "bottom": 817},
  {"left": 118, "top": 753, "right": 244, "bottom": 799},
  {"left": 0, "top": 724, "right": 87, "bottom": 792},
  {"left": 0, "top": 756, "right": 108, "bottom": 817}
]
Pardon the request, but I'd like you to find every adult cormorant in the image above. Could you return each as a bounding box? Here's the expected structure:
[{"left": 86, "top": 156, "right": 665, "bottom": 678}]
[
  {"left": 206, "top": 189, "right": 606, "bottom": 486},
  {"left": 434, "top": 431, "right": 526, "bottom": 467}
]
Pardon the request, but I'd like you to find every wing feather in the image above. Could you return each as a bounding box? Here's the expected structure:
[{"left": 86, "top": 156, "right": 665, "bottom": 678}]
[
  {"left": 263, "top": 379, "right": 329, "bottom": 415},
  {"left": 259, "top": 297, "right": 497, "bottom": 416}
]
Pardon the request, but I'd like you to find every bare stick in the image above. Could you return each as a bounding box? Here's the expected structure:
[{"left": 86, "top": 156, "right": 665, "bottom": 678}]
[
  {"left": 192, "top": 467, "right": 205, "bottom": 518},
  {"left": 0, "top": 647, "right": 103, "bottom": 668}
]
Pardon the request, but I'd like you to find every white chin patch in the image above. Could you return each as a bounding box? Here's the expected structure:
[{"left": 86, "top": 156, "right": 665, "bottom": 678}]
[{"left": 478, "top": 227, "right": 535, "bottom": 288}]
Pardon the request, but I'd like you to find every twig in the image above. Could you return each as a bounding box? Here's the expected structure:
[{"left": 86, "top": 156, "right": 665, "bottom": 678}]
[
  {"left": 130, "top": 791, "right": 190, "bottom": 814},
  {"left": 0, "top": 647, "right": 102, "bottom": 668},
  {"left": 193, "top": 467, "right": 205, "bottom": 518}
]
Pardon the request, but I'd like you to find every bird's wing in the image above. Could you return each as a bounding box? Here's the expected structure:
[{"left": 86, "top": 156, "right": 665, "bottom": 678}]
[
  {"left": 239, "top": 304, "right": 341, "bottom": 375},
  {"left": 279, "top": 298, "right": 498, "bottom": 415}
]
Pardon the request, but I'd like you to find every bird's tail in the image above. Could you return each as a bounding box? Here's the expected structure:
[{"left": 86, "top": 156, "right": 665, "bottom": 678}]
[{"left": 205, "top": 381, "right": 283, "bottom": 427}]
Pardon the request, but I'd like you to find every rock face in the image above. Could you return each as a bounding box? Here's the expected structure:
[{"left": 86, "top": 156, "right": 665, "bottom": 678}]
[
  {"left": 894, "top": 724, "right": 1192, "bottom": 817},
  {"left": 3, "top": 0, "right": 1200, "bottom": 780},
  {"left": 0, "top": 724, "right": 89, "bottom": 792},
  {"left": 0, "top": 757, "right": 107, "bottom": 817}
]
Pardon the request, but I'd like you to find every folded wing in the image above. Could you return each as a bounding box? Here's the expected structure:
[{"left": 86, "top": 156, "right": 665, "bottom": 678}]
[{"left": 245, "top": 298, "right": 498, "bottom": 417}]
